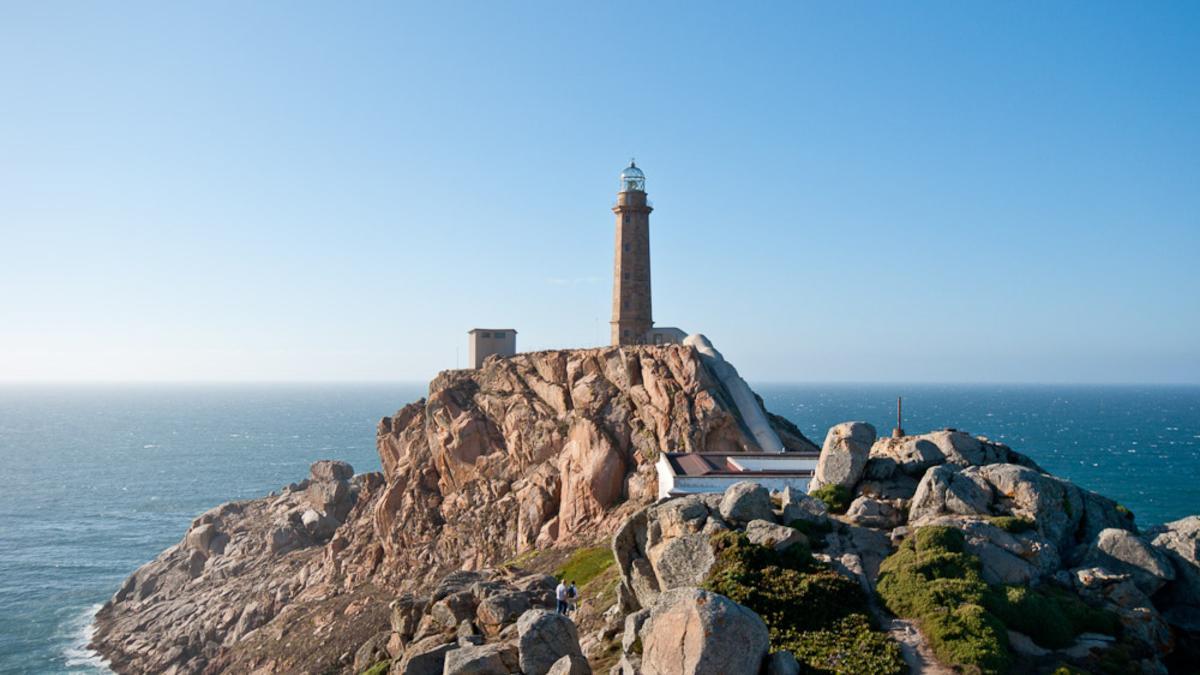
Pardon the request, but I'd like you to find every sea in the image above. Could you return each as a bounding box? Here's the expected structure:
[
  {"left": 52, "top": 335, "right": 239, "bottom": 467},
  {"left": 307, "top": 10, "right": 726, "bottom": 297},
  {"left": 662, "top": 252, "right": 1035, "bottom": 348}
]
[{"left": 1, "top": 383, "right": 1198, "bottom": 674}]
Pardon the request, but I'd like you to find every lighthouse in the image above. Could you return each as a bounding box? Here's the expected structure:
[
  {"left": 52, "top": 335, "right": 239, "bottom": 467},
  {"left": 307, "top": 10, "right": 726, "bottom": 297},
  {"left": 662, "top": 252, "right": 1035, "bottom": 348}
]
[{"left": 610, "top": 161, "right": 654, "bottom": 346}]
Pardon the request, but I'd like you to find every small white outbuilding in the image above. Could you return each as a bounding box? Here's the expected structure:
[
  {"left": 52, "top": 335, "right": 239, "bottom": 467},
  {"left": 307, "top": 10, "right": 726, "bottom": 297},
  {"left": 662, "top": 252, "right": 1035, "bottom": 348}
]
[
  {"left": 467, "top": 328, "right": 517, "bottom": 369},
  {"left": 655, "top": 452, "right": 819, "bottom": 500}
]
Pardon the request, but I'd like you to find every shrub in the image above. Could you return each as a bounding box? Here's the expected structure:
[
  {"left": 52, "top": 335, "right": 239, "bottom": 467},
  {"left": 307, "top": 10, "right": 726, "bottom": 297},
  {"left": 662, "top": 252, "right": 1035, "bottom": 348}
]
[
  {"left": 987, "top": 515, "right": 1036, "bottom": 534},
  {"left": 914, "top": 525, "right": 966, "bottom": 554},
  {"left": 787, "top": 518, "right": 833, "bottom": 538},
  {"left": 985, "top": 585, "right": 1075, "bottom": 648},
  {"left": 703, "top": 531, "right": 904, "bottom": 674},
  {"left": 878, "top": 527, "right": 1009, "bottom": 673},
  {"left": 785, "top": 615, "right": 907, "bottom": 675},
  {"left": 922, "top": 604, "right": 1011, "bottom": 674},
  {"left": 810, "top": 484, "right": 851, "bottom": 514},
  {"left": 554, "top": 546, "right": 614, "bottom": 587},
  {"left": 985, "top": 585, "right": 1119, "bottom": 648},
  {"left": 1052, "top": 585, "right": 1121, "bottom": 636}
]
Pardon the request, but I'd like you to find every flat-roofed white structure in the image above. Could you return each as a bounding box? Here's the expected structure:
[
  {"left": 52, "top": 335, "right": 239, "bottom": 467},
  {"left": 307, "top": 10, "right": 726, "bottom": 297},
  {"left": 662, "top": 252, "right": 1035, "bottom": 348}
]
[
  {"left": 468, "top": 328, "right": 517, "bottom": 369},
  {"left": 655, "top": 451, "right": 819, "bottom": 500}
]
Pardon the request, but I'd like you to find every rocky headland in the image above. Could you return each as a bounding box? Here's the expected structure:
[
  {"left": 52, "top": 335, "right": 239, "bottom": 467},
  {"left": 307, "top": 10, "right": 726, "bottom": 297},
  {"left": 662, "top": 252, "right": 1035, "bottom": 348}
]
[{"left": 91, "top": 345, "right": 1200, "bottom": 674}]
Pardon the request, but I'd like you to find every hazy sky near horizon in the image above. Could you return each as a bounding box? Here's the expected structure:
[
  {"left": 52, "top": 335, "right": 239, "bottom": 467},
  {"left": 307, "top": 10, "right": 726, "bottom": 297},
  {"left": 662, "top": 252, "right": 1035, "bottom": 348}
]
[{"left": 2, "top": 3, "right": 1198, "bottom": 384}]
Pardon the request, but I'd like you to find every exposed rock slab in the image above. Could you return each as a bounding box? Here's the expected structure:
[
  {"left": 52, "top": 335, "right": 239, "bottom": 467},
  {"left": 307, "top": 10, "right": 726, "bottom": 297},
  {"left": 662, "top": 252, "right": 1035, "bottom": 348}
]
[
  {"left": 810, "top": 421, "right": 876, "bottom": 492},
  {"left": 640, "top": 588, "right": 769, "bottom": 675}
]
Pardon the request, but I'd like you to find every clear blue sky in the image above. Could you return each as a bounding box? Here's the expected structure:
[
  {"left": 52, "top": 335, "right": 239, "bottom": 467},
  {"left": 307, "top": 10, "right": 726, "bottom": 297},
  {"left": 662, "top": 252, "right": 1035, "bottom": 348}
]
[{"left": 2, "top": 3, "right": 1198, "bottom": 383}]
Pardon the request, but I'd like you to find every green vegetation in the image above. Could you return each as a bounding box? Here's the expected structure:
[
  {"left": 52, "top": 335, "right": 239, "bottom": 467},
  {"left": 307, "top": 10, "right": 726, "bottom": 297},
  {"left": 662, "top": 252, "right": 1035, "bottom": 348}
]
[
  {"left": 554, "top": 546, "right": 615, "bottom": 588},
  {"left": 787, "top": 518, "right": 833, "bottom": 538},
  {"left": 787, "top": 615, "right": 907, "bottom": 675},
  {"left": 986, "top": 516, "right": 1035, "bottom": 534},
  {"left": 810, "top": 484, "right": 851, "bottom": 514},
  {"left": 877, "top": 526, "right": 1120, "bottom": 674},
  {"left": 876, "top": 526, "right": 1010, "bottom": 674},
  {"left": 703, "top": 531, "right": 905, "bottom": 675},
  {"left": 1115, "top": 503, "right": 1135, "bottom": 523},
  {"left": 360, "top": 661, "right": 390, "bottom": 675},
  {"left": 984, "top": 585, "right": 1119, "bottom": 649},
  {"left": 787, "top": 518, "right": 833, "bottom": 551}
]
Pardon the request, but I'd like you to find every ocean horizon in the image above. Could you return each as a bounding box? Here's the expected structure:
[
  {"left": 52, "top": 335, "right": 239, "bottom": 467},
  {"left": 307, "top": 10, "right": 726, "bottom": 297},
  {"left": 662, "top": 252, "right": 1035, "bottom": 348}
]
[{"left": 1, "top": 382, "right": 1197, "bottom": 673}]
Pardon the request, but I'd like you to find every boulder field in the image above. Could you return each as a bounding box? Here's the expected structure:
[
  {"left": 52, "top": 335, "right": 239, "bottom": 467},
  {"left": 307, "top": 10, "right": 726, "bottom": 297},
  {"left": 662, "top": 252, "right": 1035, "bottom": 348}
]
[
  {"left": 601, "top": 424, "right": 1200, "bottom": 674},
  {"left": 89, "top": 346, "right": 1200, "bottom": 674}
]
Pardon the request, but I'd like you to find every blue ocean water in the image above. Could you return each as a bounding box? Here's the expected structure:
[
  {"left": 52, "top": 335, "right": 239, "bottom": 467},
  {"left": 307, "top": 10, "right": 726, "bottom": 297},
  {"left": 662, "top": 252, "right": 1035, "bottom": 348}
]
[{"left": 0, "top": 383, "right": 1197, "bottom": 673}]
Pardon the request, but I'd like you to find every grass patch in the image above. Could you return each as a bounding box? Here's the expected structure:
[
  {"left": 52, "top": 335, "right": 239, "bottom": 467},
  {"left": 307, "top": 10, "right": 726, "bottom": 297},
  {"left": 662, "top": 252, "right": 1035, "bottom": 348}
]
[
  {"left": 554, "top": 546, "right": 614, "bottom": 587},
  {"left": 810, "top": 484, "right": 851, "bottom": 514},
  {"left": 986, "top": 516, "right": 1035, "bottom": 534},
  {"left": 703, "top": 531, "right": 905, "bottom": 674},
  {"left": 360, "top": 661, "right": 389, "bottom": 675}
]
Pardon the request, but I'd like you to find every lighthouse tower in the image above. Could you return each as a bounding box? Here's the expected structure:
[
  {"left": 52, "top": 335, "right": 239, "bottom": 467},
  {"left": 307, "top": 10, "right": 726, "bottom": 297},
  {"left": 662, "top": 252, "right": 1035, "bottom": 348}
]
[{"left": 611, "top": 161, "right": 654, "bottom": 346}]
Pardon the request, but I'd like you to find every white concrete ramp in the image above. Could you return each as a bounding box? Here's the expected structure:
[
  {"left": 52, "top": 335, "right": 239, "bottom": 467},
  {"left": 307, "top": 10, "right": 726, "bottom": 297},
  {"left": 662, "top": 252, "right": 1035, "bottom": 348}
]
[{"left": 684, "top": 333, "right": 785, "bottom": 453}]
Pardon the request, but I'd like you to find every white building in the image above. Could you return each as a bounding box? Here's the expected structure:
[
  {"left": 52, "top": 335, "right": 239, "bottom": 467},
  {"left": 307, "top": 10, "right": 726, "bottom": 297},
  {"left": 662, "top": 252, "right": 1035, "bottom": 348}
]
[
  {"left": 655, "top": 452, "right": 818, "bottom": 500},
  {"left": 468, "top": 328, "right": 517, "bottom": 369}
]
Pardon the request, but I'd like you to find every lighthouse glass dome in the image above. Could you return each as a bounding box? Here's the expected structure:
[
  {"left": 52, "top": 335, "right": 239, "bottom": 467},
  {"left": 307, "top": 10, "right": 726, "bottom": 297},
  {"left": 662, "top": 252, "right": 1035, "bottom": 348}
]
[{"left": 620, "top": 162, "right": 645, "bottom": 192}]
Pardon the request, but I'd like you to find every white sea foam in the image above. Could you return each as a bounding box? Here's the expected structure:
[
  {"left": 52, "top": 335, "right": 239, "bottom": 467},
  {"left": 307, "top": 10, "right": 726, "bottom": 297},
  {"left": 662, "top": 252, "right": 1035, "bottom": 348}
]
[{"left": 59, "top": 604, "right": 111, "bottom": 673}]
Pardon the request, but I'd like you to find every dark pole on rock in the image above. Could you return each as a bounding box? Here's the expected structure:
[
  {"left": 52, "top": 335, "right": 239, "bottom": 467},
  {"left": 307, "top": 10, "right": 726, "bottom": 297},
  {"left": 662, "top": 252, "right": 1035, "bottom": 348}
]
[{"left": 893, "top": 396, "right": 905, "bottom": 438}]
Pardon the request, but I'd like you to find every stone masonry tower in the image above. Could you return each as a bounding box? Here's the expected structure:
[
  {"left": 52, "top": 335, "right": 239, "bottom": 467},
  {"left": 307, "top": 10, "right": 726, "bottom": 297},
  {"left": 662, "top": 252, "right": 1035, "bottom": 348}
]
[{"left": 611, "top": 161, "right": 654, "bottom": 345}]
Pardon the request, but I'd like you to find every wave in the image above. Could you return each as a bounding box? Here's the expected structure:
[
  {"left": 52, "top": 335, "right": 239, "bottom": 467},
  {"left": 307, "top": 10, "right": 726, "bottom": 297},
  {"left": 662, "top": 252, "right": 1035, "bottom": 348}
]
[{"left": 59, "top": 604, "right": 111, "bottom": 674}]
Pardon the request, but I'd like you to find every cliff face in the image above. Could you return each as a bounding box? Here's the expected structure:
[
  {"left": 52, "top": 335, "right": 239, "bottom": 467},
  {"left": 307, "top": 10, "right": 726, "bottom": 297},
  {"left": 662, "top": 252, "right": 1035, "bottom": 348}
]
[
  {"left": 91, "top": 345, "right": 816, "bottom": 674},
  {"left": 91, "top": 461, "right": 390, "bottom": 675},
  {"left": 350, "top": 345, "right": 817, "bottom": 586}
]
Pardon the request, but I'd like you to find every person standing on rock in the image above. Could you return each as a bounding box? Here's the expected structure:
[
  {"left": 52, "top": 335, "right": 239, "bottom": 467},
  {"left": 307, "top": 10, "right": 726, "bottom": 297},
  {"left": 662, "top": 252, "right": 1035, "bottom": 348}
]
[
  {"left": 555, "top": 578, "right": 568, "bottom": 614},
  {"left": 567, "top": 580, "right": 578, "bottom": 615}
]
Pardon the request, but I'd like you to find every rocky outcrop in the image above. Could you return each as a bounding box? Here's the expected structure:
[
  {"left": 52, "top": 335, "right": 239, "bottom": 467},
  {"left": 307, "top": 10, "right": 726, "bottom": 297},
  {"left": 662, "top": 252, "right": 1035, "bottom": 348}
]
[
  {"left": 908, "top": 461, "right": 1133, "bottom": 567},
  {"left": 640, "top": 588, "right": 770, "bottom": 675},
  {"left": 1082, "top": 528, "right": 1175, "bottom": 595},
  {"left": 809, "top": 421, "right": 876, "bottom": 492},
  {"left": 1149, "top": 516, "right": 1200, "bottom": 630},
  {"left": 845, "top": 495, "right": 904, "bottom": 530},
  {"left": 90, "top": 343, "right": 1200, "bottom": 675},
  {"left": 92, "top": 345, "right": 816, "bottom": 675},
  {"left": 860, "top": 429, "right": 1041, "bottom": 500},
  {"left": 719, "top": 480, "right": 774, "bottom": 525},
  {"left": 614, "top": 493, "right": 732, "bottom": 611},
  {"left": 517, "top": 609, "right": 586, "bottom": 675},
  {"left": 91, "top": 461, "right": 376, "bottom": 675},
  {"left": 1072, "top": 566, "right": 1174, "bottom": 658},
  {"left": 617, "top": 424, "right": 1200, "bottom": 674},
  {"left": 363, "top": 345, "right": 817, "bottom": 587},
  {"left": 614, "top": 496, "right": 712, "bottom": 610}
]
